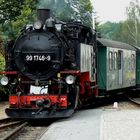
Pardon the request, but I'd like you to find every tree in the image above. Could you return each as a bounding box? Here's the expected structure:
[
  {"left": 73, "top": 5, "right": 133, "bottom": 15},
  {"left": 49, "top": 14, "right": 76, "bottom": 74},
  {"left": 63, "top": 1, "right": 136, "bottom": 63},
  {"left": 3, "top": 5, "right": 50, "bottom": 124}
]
[
  {"left": 94, "top": 11, "right": 100, "bottom": 31},
  {"left": 126, "top": 0, "right": 140, "bottom": 47},
  {"left": 97, "top": 22, "right": 120, "bottom": 39},
  {"left": 112, "top": 21, "right": 130, "bottom": 43},
  {"left": 73, "top": 0, "right": 93, "bottom": 27},
  {"left": 0, "top": 0, "right": 24, "bottom": 23},
  {"left": 12, "top": 0, "right": 38, "bottom": 36},
  {"left": 0, "top": 0, "right": 38, "bottom": 39}
]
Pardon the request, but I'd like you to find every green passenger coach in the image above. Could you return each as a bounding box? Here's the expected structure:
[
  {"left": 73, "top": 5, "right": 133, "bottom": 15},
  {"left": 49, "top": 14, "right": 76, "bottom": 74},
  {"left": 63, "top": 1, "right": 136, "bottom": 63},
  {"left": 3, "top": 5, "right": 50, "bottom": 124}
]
[{"left": 97, "top": 38, "right": 136, "bottom": 92}]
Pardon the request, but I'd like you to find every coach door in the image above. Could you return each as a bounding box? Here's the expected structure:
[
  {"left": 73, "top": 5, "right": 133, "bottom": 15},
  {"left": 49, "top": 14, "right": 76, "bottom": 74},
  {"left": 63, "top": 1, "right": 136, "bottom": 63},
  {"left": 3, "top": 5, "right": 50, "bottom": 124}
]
[{"left": 118, "top": 50, "right": 123, "bottom": 86}]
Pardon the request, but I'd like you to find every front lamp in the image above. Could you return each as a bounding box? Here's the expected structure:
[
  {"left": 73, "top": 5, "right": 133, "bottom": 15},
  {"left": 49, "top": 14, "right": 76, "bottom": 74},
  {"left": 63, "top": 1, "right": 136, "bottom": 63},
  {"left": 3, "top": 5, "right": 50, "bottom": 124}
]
[
  {"left": 34, "top": 21, "right": 43, "bottom": 30},
  {"left": 66, "top": 75, "right": 75, "bottom": 84},
  {"left": 0, "top": 76, "right": 9, "bottom": 86}
]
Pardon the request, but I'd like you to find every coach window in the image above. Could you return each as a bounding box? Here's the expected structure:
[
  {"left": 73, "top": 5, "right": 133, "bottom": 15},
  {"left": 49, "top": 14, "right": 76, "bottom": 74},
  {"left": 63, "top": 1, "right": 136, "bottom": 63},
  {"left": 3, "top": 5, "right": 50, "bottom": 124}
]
[
  {"left": 118, "top": 51, "right": 121, "bottom": 69},
  {"left": 131, "top": 54, "right": 135, "bottom": 70},
  {"left": 109, "top": 51, "right": 113, "bottom": 70},
  {"left": 129, "top": 57, "right": 131, "bottom": 70},
  {"left": 114, "top": 52, "right": 117, "bottom": 70}
]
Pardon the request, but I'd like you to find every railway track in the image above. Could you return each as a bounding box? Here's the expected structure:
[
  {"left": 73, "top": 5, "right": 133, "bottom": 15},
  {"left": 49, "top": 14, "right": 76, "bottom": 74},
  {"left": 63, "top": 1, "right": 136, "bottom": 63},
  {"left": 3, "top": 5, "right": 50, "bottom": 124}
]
[
  {"left": 10, "top": 124, "right": 47, "bottom": 140},
  {"left": 0, "top": 118, "right": 27, "bottom": 140},
  {"left": 128, "top": 96, "right": 140, "bottom": 105},
  {"left": 0, "top": 118, "right": 52, "bottom": 140}
]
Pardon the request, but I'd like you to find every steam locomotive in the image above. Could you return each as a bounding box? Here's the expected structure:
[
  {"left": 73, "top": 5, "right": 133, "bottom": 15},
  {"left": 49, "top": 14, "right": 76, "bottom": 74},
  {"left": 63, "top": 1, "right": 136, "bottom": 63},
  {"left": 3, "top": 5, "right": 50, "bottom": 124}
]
[
  {"left": 0, "top": 9, "right": 98, "bottom": 118},
  {"left": 1, "top": 9, "right": 138, "bottom": 119}
]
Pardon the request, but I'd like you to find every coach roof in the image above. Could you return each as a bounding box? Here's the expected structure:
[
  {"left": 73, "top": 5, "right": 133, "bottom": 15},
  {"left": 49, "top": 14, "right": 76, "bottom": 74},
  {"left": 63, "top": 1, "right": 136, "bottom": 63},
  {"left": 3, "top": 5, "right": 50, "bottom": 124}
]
[{"left": 97, "top": 38, "right": 136, "bottom": 51}]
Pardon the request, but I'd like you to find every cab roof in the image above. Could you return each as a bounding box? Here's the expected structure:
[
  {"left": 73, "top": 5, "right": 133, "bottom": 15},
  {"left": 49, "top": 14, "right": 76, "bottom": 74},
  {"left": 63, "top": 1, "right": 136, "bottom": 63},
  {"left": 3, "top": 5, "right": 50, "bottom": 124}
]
[{"left": 97, "top": 38, "right": 136, "bottom": 51}]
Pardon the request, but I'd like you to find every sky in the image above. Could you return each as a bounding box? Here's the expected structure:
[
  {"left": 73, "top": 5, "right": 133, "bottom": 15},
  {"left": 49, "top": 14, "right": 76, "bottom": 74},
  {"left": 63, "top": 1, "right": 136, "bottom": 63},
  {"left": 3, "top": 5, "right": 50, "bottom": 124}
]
[{"left": 92, "top": 0, "right": 135, "bottom": 23}]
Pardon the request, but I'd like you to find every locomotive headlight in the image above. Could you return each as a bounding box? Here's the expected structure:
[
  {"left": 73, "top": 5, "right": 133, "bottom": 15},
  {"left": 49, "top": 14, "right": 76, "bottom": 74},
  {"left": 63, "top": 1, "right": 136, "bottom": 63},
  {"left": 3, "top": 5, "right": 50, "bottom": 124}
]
[
  {"left": 34, "top": 21, "right": 42, "bottom": 30},
  {"left": 66, "top": 75, "right": 75, "bottom": 84},
  {"left": 0, "top": 76, "right": 9, "bottom": 86}
]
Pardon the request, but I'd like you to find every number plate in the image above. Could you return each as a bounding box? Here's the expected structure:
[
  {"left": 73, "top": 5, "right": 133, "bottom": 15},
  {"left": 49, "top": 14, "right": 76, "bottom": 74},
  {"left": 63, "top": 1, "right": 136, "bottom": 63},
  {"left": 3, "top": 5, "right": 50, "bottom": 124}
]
[
  {"left": 30, "top": 85, "right": 48, "bottom": 94},
  {"left": 25, "top": 54, "right": 51, "bottom": 62}
]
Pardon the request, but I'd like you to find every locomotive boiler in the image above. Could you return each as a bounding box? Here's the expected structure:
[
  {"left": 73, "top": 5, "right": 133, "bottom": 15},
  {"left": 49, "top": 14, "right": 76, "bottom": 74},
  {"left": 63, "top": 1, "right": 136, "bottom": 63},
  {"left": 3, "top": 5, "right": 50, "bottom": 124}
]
[{"left": 0, "top": 9, "right": 97, "bottom": 118}]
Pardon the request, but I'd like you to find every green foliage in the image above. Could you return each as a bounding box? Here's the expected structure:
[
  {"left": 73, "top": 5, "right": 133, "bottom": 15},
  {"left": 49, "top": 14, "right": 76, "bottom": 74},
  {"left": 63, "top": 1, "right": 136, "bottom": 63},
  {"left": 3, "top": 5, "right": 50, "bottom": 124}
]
[
  {"left": 97, "top": 22, "right": 120, "bottom": 39},
  {"left": 112, "top": 21, "right": 131, "bottom": 44},
  {"left": 0, "top": 54, "right": 4, "bottom": 71},
  {"left": 0, "top": 0, "right": 24, "bottom": 23},
  {"left": 97, "top": 21, "right": 137, "bottom": 45},
  {"left": 76, "top": 0, "right": 93, "bottom": 27},
  {"left": 0, "top": 0, "right": 38, "bottom": 39}
]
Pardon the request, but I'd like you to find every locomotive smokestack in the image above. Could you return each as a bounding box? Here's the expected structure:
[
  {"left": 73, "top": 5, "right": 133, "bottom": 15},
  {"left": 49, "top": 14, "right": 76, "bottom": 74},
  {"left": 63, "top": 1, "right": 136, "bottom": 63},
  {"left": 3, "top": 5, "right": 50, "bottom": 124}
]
[{"left": 37, "top": 9, "right": 50, "bottom": 24}]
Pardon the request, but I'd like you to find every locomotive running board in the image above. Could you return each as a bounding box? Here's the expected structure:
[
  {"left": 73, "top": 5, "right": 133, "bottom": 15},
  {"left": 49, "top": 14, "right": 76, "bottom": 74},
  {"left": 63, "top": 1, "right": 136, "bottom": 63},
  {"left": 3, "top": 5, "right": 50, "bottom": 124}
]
[{"left": 5, "top": 108, "right": 74, "bottom": 119}]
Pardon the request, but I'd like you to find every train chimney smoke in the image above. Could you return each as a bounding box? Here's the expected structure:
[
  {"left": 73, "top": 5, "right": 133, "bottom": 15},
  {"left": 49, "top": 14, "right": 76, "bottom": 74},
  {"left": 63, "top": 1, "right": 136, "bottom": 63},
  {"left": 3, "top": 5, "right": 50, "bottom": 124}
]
[{"left": 37, "top": 9, "right": 50, "bottom": 24}]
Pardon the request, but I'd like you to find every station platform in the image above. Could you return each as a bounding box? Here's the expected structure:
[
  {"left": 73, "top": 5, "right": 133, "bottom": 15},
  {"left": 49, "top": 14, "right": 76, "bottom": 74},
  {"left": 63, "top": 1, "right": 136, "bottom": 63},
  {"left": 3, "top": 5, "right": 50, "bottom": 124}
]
[{"left": 40, "top": 108, "right": 140, "bottom": 140}]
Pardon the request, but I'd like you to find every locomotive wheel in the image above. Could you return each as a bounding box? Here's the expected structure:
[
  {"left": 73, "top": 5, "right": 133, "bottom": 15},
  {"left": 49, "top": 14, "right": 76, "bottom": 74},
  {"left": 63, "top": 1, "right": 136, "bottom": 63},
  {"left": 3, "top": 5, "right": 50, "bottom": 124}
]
[{"left": 68, "top": 85, "right": 79, "bottom": 110}]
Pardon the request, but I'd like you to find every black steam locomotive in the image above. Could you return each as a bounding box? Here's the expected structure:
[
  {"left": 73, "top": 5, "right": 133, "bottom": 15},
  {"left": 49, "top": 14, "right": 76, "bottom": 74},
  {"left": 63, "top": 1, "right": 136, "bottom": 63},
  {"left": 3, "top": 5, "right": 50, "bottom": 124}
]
[{"left": 0, "top": 9, "right": 97, "bottom": 118}]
